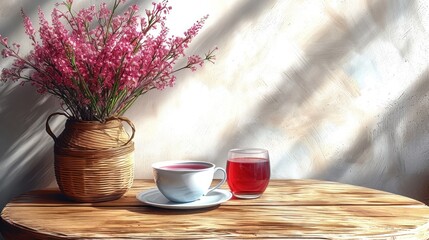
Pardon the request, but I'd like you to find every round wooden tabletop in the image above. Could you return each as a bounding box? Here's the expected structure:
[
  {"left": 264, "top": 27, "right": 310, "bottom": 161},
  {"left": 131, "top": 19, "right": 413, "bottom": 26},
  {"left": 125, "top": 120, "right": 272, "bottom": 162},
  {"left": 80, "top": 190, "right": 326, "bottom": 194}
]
[{"left": 1, "top": 179, "right": 429, "bottom": 239}]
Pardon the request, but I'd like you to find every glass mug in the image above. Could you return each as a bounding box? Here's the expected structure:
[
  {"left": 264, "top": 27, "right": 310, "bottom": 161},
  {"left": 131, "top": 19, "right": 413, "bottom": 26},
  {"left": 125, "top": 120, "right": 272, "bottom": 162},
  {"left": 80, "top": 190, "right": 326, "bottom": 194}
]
[{"left": 226, "top": 148, "right": 271, "bottom": 199}]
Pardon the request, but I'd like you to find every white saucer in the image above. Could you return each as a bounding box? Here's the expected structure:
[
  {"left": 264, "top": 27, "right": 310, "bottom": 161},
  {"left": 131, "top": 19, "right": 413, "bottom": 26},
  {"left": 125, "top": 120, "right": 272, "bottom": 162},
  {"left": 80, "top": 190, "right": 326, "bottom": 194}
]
[{"left": 136, "top": 188, "right": 232, "bottom": 210}]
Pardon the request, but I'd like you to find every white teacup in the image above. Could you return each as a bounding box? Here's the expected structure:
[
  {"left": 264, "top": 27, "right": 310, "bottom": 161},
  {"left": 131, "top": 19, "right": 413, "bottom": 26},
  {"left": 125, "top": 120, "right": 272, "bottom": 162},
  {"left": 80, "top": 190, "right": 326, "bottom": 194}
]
[{"left": 152, "top": 160, "right": 227, "bottom": 203}]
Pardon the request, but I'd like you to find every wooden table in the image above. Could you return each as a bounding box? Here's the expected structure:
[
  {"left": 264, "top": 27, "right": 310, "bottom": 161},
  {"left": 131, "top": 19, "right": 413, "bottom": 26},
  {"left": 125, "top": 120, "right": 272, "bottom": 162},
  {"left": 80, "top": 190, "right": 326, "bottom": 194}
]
[{"left": 1, "top": 179, "right": 429, "bottom": 239}]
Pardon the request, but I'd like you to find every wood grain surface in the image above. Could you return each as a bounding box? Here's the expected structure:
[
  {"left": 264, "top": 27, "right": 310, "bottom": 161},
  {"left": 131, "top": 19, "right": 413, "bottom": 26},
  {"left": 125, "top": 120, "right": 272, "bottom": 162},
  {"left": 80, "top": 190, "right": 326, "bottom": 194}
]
[{"left": 1, "top": 179, "right": 429, "bottom": 239}]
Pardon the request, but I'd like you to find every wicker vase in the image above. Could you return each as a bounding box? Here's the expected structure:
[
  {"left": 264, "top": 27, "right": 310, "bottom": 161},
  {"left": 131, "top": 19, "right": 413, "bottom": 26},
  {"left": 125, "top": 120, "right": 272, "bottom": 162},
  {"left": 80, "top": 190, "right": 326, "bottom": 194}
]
[{"left": 46, "top": 113, "right": 135, "bottom": 202}]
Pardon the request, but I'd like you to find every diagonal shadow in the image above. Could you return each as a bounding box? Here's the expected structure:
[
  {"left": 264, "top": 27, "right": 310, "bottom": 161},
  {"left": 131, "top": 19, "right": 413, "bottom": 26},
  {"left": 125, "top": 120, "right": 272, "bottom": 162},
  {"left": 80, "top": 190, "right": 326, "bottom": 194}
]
[
  {"left": 311, "top": 68, "right": 429, "bottom": 201},
  {"left": 189, "top": 0, "right": 278, "bottom": 54},
  {"left": 0, "top": 1, "right": 47, "bottom": 38},
  {"left": 207, "top": 0, "right": 412, "bottom": 167},
  {"left": 0, "top": 82, "right": 58, "bottom": 210}
]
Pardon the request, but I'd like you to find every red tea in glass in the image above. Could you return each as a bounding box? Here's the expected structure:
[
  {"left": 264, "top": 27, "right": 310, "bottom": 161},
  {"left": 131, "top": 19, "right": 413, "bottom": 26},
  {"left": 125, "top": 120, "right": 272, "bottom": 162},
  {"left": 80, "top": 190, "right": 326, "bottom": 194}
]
[{"left": 227, "top": 149, "right": 270, "bottom": 199}]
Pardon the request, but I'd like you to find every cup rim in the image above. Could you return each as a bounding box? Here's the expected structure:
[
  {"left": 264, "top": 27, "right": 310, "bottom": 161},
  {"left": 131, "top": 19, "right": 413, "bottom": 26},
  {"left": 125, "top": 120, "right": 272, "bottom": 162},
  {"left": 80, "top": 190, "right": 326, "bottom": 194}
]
[
  {"left": 152, "top": 160, "right": 215, "bottom": 172},
  {"left": 229, "top": 148, "right": 268, "bottom": 154}
]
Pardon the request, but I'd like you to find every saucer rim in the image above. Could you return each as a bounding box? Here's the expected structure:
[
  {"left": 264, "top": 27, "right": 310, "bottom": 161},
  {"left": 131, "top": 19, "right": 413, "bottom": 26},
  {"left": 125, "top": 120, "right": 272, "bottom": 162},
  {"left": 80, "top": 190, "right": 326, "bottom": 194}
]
[{"left": 136, "top": 188, "right": 232, "bottom": 210}]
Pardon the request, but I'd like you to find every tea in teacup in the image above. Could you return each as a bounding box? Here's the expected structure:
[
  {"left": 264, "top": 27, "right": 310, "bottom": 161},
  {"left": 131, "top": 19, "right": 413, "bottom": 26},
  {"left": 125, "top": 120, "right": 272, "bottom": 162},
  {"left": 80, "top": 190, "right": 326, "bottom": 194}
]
[{"left": 159, "top": 163, "right": 208, "bottom": 171}]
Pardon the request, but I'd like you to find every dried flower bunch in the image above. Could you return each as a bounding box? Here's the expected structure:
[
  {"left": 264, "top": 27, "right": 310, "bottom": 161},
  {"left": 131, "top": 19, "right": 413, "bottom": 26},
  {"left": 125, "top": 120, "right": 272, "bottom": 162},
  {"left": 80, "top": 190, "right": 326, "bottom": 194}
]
[{"left": 0, "top": 0, "right": 215, "bottom": 121}]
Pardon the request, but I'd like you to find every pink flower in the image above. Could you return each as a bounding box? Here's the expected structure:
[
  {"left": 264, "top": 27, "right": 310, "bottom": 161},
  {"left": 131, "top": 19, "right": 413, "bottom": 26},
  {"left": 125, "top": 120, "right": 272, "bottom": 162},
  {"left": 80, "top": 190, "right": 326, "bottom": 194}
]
[
  {"left": 1, "top": 49, "right": 13, "bottom": 58},
  {"left": 21, "top": 9, "right": 36, "bottom": 42},
  {"left": 131, "top": 5, "right": 139, "bottom": 12},
  {"left": 0, "top": 35, "right": 8, "bottom": 46},
  {"left": 0, "top": 0, "right": 217, "bottom": 121}
]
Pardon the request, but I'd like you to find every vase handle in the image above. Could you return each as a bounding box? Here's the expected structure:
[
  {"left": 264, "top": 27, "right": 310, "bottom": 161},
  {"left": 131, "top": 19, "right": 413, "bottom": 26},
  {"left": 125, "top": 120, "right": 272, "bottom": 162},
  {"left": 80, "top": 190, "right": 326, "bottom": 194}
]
[
  {"left": 46, "top": 112, "right": 68, "bottom": 142},
  {"left": 117, "top": 116, "right": 135, "bottom": 146}
]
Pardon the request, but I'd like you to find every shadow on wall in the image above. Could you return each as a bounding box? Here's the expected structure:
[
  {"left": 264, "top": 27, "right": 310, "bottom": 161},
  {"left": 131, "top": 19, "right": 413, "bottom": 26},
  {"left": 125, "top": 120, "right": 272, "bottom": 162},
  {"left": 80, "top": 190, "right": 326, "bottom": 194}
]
[
  {"left": 0, "top": 83, "right": 58, "bottom": 209},
  {"left": 311, "top": 68, "right": 429, "bottom": 201},
  {"left": 190, "top": 0, "right": 278, "bottom": 54},
  {"left": 209, "top": 0, "right": 400, "bottom": 161},
  {"left": 0, "top": 1, "right": 44, "bottom": 38}
]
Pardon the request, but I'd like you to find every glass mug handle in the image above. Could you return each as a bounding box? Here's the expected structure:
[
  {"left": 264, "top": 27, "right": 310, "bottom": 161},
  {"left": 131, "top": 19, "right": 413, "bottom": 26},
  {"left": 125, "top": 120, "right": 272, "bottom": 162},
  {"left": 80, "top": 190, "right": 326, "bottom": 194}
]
[{"left": 206, "top": 167, "right": 227, "bottom": 195}]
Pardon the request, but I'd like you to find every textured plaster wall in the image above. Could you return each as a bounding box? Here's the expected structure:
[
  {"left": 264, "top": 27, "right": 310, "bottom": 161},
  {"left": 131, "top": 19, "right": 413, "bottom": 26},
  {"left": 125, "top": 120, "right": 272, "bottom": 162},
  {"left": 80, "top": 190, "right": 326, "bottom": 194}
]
[{"left": 1, "top": 0, "right": 429, "bottom": 215}]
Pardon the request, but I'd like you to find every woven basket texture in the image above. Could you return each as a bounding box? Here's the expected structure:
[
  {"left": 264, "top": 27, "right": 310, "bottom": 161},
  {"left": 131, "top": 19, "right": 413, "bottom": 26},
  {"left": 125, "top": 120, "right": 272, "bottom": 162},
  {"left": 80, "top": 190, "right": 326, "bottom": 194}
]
[
  {"left": 56, "top": 119, "right": 132, "bottom": 149},
  {"left": 47, "top": 114, "right": 135, "bottom": 202}
]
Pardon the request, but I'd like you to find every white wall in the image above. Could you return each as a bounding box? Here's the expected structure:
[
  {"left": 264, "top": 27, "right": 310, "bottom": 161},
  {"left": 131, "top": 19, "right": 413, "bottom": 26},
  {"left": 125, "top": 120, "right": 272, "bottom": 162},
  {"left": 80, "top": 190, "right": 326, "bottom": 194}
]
[{"left": 1, "top": 0, "right": 429, "bottom": 212}]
